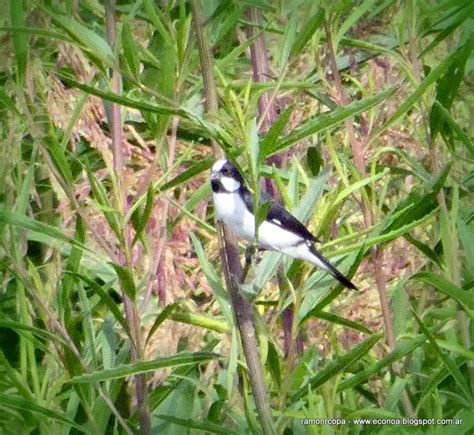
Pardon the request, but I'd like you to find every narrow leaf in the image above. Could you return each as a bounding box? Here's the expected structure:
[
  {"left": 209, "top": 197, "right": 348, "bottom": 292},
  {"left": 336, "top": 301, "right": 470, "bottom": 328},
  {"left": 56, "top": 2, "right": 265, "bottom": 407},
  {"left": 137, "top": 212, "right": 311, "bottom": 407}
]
[
  {"left": 290, "top": 8, "right": 325, "bottom": 58},
  {"left": 412, "top": 272, "right": 474, "bottom": 311},
  {"left": 70, "top": 352, "right": 220, "bottom": 383},
  {"left": 122, "top": 22, "right": 140, "bottom": 76},
  {"left": 0, "top": 209, "right": 90, "bottom": 252},
  {"left": 0, "top": 393, "right": 86, "bottom": 432},
  {"left": 273, "top": 86, "right": 397, "bottom": 156},
  {"left": 260, "top": 106, "right": 294, "bottom": 160},
  {"left": 155, "top": 415, "right": 237, "bottom": 435},
  {"left": 291, "top": 333, "right": 381, "bottom": 402},
  {"left": 146, "top": 303, "right": 179, "bottom": 345},
  {"left": 10, "top": 0, "right": 28, "bottom": 85},
  {"left": 111, "top": 264, "right": 137, "bottom": 301},
  {"left": 413, "top": 311, "right": 472, "bottom": 401},
  {"left": 337, "top": 331, "right": 439, "bottom": 391},
  {"left": 159, "top": 157, "right": 213, "bottom": 192},
  {"left": 381, "top": 48, "right": 463, "bottom": 131}
]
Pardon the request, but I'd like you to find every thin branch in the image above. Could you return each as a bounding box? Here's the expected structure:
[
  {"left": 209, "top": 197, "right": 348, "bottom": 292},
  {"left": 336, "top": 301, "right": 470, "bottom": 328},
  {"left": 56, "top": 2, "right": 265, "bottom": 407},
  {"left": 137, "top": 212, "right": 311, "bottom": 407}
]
[
  {"left": 190, "top": 1, "right": 275, "bottom": 433},
  {"left": 105, "top": 1, "right": 150, "bottom": 433},
  {"left": 246, "top": 7, "right": 278, "bottom": 134}
]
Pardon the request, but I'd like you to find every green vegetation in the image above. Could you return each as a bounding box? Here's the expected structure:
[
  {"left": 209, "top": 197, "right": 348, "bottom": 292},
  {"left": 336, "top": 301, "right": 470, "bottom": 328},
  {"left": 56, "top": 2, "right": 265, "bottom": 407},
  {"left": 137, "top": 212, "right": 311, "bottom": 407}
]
[{"left": 0, "top": 0, "right": 472, "bottom": 433}]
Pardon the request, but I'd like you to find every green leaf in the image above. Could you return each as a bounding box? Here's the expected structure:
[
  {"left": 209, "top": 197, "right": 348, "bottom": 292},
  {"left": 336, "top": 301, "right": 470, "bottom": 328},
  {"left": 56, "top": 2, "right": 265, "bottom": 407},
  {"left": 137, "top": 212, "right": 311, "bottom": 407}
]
[
  {"left": 0, "top": 88, "right": 22, "bottom": 117},
  {"left": 421, "top": 2, "right": 474, "bottom": 55},
  {"left": 0, "top": 25, "right": 74, "bottom": 43},
  {"left": 337, "top": 331, "right": 439, "bottom": 391},
  {"left": 131, "top": 185, "right": 155, "bottom": 247},
  {"left": 46, "top": 135, "right": 74, "bottom": 186},
  {"left": 404, "top": 233, "right": 442, "bottom": 267},
  {"left": 411, "top": 272, "right": 474, "bottom": 312},
  {"left": 158, "top": 157, "right": 213, "bottom": 193},
  {"left": 69, "top": 272, "right": 128, "bottom": 333},
  {"left": 77, "top": 278, "right": 98, "bottom": 368},
  {"left": 272, "top": 86, "right": 397, "bottom": 156},
  {"left": 0, "top": 209, "right": 90, "bottom": 252},
  {"left": 334, "top": 0, "right": 378, "bottom": 47},
  {"left": 0, "top": 393, "right": 86, "bottom": 432},
  {"left": 290, "top": 8, "right": 325, "bottom": 58},
  {"left": 111, "top": 264, "right": 137, "bottom": 301},
  {"left": 0, "top": 319, "right": 65, "bottom": 345},
  {"left": 306, "top": 146, "right": 323, "bottom": 176},
  {"left": 122, "top": 22, "right": 140, "bottom": 77},
  {"left": 143, "top": 0, "right": 175, "bottom": 48},
  {"left": 307, "top": 311, "right": 372, "bottom": 334},
  {"left": 333, "top": 169, "right": 388, "bottom": 205},
  {"left": 260, "top": 106, "right": 293, "bottom": 160},
  {"left": 381, "top": 47, "right": 464, "bottom": 131},
  {"left": 289, "top": 346, "right": 317, "bottom": 391},
  {"left": 249, "top": 118, "right": 260, "bottom": 181},
  {"left": 70, "top": 352, "right": 220, "bottom": 383},
  {"left": 170, "top": 311, "right": 228, "bottom": 334},
  {"left": 146, "top": 303, "right": 179, "bottom": 345},
  {"left": 300, "top": 247, "right": 364, "bottom": 316},
  {"left": 381, "top": 164, "right": 450, "bottom": 235},
  {"left": 266, "top": 341, "right": 281, "bottom": 388},
  {"left": 384, "top": 377, "right": 410, "bottom": 412},
  {"left": 279, "top": 13, "right": 298, "bottom": 70},
  {"left": 413, "top": 311, "right": 472, "bottom": 401},
  {"left": 39, "top": 6, "right": 116, "bottom": 69},
  {"left": 429, "top": 36, "right": 472, "bottom": 150},
  {"left": 189, "top": 233, "right": 233, "bottom": 324},
  {"left": 10, "top": 0, "right": 28, "bottom": 85},
  {"left": 432, "top": 101, "right": 474, "bottom": 158},
  {"left": 155, "top": 415, "right": 238, "bottom": 435},
  {"left": 0, "top": 349, "right": 32, "bottom": 400},
  {"left": 391, "top": 278, "right": 410, "bottom": 338},
  {"left": 57, "top": 74, "right": 183, "bottom": 116},
  {"left": 85, "top": 167, "right": 121, "bottom": 239},
  {"left": 290, "top": 333, "right": 381, "bottom": 402}
]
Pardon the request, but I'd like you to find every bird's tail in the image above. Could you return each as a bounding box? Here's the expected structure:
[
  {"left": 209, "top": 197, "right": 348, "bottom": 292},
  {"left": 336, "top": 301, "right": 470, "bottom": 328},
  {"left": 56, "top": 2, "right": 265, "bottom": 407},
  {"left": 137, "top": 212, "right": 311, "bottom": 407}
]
[{"left": 307, "top": 244, "right": 357, "bottom": 290}]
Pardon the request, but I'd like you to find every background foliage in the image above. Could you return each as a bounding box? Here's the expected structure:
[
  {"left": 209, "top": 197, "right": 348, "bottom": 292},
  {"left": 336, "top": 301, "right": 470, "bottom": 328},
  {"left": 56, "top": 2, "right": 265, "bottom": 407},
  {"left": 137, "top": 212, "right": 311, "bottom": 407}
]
[{"left": 0, "top": 0, "right": 473, "bottom": 433}]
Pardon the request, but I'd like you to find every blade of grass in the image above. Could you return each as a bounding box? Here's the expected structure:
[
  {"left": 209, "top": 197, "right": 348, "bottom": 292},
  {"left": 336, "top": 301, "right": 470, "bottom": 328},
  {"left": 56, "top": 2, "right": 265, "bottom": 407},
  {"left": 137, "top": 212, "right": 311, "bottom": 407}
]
[
  {"left": 272, "top": 86, "right": 397, "bottom": 157},
  {"left": 413, "top": 311, "right": 472, "bottom": 401},
  {"left": 0, "top": 393, "right": 86, "bottom": 432},
  {"left": 70, "top": 352, "right": 220, "bottom": 383},
  {"left": 290, "top": 333, "right": 382, "bottom": 403},
  {"left": 10, "top": 0, "right": 28, "bottom": 85}
]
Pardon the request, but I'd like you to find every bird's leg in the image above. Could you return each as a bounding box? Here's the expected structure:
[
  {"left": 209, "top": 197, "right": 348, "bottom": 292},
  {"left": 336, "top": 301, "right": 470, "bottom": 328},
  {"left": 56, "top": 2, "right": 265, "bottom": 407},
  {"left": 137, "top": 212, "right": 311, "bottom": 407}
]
[{"left": 241, "top": 244, "right": 256, "bottom": 283}]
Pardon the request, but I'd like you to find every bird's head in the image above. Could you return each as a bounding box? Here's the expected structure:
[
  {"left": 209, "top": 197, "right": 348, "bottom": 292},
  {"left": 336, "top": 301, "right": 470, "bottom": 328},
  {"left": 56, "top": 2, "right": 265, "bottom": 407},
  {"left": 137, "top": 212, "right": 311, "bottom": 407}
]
[{"left": 210, "top": 159, "right": 245, "bottom": 193}]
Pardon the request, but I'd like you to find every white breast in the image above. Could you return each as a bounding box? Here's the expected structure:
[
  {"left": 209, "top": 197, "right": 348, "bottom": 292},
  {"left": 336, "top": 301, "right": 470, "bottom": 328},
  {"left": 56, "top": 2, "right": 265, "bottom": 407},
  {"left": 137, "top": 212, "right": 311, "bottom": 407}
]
[
  {"left": 213, "top": 192, "right": 255, "bottom": 242},
  {"left": 213, "top": 192, "right": 303, "bottom": 251}
]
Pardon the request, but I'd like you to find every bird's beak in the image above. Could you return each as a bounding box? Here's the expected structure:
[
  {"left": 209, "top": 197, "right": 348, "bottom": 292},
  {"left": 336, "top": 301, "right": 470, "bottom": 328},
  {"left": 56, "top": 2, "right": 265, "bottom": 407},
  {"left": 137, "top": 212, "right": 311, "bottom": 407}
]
[{"left": 210, "top": 171, "right": 220, "bottom": 180}]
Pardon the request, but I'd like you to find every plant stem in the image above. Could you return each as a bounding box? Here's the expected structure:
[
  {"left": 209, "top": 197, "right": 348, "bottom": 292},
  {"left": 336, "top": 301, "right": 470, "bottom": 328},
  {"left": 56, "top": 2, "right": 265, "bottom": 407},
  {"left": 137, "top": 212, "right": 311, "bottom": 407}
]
[
  {"left": 190, "top": 1, "right": 275, "bottom": 433},
  {"left": 324, "top": 17, "right": 414, "bottom": 416},
  {"left": 105, "top": 1, "right": 150, "bottom": 433}
]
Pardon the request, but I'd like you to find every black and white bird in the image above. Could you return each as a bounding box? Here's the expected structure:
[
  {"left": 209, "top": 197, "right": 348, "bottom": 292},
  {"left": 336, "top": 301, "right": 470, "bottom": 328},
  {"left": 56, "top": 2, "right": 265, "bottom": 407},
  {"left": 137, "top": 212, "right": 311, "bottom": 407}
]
[{"left": 211, "top": 159, "right": 357, "bottom": 290}]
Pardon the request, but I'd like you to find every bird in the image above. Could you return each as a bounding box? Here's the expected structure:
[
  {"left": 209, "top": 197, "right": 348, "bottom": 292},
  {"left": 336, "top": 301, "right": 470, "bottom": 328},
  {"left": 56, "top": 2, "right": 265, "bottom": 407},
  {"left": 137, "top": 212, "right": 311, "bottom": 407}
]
[{"left": 210, "top": 159, "right": 357, "bottom": 290}]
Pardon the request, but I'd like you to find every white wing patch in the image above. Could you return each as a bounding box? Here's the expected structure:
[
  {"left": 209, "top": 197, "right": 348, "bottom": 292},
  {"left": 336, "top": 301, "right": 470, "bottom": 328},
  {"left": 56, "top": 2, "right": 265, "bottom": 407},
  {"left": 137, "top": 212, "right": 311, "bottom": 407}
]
[{"left": 271, "top": 218, "right": 282, "bottom": 226}]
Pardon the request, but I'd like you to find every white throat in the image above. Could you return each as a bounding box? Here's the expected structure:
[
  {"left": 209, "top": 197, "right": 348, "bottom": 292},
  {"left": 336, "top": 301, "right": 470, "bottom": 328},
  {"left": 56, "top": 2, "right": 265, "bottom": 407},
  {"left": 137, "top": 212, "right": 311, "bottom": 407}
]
[{"left": 220, "top": 176, "right": 240, "bottom": 192}]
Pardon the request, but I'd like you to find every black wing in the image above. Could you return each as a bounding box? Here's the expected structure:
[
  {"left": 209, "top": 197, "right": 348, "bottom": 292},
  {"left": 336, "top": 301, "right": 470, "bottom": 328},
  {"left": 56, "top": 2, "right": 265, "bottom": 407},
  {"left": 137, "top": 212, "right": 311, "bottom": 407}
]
[{"left": 240, "top": 187, "right": 318, "bottom": 242}]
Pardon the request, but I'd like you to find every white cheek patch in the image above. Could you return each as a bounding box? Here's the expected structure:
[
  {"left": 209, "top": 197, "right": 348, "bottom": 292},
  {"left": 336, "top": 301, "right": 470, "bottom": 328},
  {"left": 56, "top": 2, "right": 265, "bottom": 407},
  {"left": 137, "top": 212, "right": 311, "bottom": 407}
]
[
  {"left": 212, "top": 159, "right": 227, "bottom": 172},
  {"left": 220, "top": 176, "right": 240, "bottom": 192}
]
